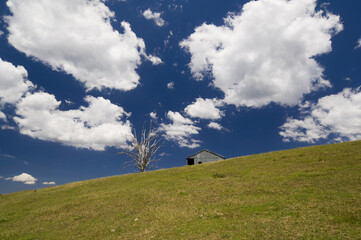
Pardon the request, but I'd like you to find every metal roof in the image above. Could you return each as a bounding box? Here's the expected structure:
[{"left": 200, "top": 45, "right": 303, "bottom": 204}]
[{"left": 186, "top": 149, "right": 225, "bottom": 159}]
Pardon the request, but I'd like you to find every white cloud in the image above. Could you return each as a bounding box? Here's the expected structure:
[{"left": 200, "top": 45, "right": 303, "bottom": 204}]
[
  {"left": 0, "top": 30, "right": 3, "bottom": 36},
  {"left": 180, "top": 0, "right": 342, "bottom": 108},
  {"left": 280, "top": 88, "right": 361, "bottom": 143},
  {"left": 150, "top": 112, "right": 157, "bottom": 120},
  {"left": 0, "top": 112, "right": 6, "bottom": 122},
  {"left": 14, "top": 92, "right": 133, "bottom": 150},
  {"left": 168, "top": 4, "right": 183, "bottom": 11},
  {"left": 167, "top": 82, "right": 175, "bottom": 89},
  {"left": 0, "top": 58, "right": 34, "bottom": 105},
  {"left": 6, "top": 173, "right": 37, "bottom": 184},
  {"left": 65, "top": 99, "right": 75, "bottom": 105},
  {"left": 1, "top": 125, "right": 16, "bottom": 130},
  {"left": 143, "top": 9, "right": 165, "bottom": 27},
  {"left": 185, "top": 98, "right": 223, "bottom": 120},
  {"left": 159, "top": 152, "right": 170, "bottom": 157},
  {"left": 0, "top": 57, "right": 134, "bottom": 151},
  {"left": 207, "top": 122, "right": 224, "bottom": 131},
  {"left": 1, "top": 153, "right": 16, "bottom": 159},
  {"left": 145, "top": 55, "right": 163, "bottom": 65},
  {"left": 159, "top": 111, "right": 201, "bottom": 148},
  {"left": 356, "top": 38, "right": 361, "bottom": 49},
  {"left": 42, "top": 181, "right": 56, "bottom": 185},
  {"left": 6, "top": 0, "right": 160, "bottom": 91}
]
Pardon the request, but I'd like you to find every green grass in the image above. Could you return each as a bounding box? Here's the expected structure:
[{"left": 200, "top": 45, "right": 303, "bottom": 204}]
[{"left": 1, "top": 141, "right": 361, "bottom": 239}]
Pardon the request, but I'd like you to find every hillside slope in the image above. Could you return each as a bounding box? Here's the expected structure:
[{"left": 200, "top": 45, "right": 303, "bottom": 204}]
[{"left": 1, "top": 141, "right": 361, "bottom": 239}]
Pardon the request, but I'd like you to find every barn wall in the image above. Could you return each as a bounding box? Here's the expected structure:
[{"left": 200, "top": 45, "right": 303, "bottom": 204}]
[{"left": 192, "top": 151, "right": 224, "bottom": 165}]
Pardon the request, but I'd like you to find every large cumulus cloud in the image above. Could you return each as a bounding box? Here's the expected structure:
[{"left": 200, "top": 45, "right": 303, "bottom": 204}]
[
  {"left": 0, "top": 57, "right": 34, "bottom": 105},
  {"left": 181, "top": 0, "right": 342, "bottom": 108},
  {"left": 14, "top": 92, "right": 133, "bottom": 150},
  {"left": 5, "top": 0, "right": 161, "bottom": 91},
  {"left": 280, "top": 88, "right": 361, "bottom": 143}
]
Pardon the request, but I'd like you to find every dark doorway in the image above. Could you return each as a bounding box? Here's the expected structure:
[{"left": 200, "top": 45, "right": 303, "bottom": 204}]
[{"left": 187, "top": 158, "right": 194, "bottom": 165}]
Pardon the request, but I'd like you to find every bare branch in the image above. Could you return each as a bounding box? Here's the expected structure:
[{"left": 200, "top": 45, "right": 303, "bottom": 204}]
[{"left": 119, "top": 120, "right": 163, "bottom": 172}]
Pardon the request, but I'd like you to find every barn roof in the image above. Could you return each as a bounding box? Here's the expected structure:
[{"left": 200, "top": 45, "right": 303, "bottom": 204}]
[{"left": 186, "top": 149, "right": 225, "bottom": 159}]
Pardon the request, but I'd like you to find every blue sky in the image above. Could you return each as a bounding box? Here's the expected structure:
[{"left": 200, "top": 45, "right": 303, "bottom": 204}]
[{"left": 0, "top": 0, "right": 360, "bottom": 193}]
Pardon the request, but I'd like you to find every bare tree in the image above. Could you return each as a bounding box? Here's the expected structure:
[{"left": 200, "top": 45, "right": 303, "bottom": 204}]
[{"left": 120, "top": 121, "right": 162, "bottom": 172}]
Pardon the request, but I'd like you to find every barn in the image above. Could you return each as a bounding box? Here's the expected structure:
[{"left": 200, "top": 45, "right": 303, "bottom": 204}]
[{"left": 186, "top": 149, "right": 225, "bottom": 165}]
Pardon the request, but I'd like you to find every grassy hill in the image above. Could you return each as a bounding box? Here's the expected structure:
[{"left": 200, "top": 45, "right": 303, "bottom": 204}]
[{"left": 1, "top": 141, "right": 361, "bottom": 239}]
